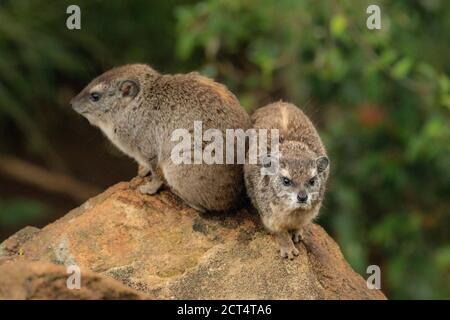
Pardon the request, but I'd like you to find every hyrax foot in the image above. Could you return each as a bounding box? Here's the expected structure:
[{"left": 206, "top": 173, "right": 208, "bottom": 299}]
[
  {"left": 292, "top": 229, "right": 304, "bottom": 243},
  {"left": 138, "top": 165, "right": 151, "bottom": 177},
  {"left": 139, "top": 178, "right": 163, "bottom": 195},
  {"left": 275, "top": 231, "right": 299, "bottom": 260},
  {"left": 280, "top": 244, "right": 299, "bottom": 260}
]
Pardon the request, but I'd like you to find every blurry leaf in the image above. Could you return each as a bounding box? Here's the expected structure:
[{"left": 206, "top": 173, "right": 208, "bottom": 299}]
[
  {"left": 330, "top": 14, "right": 347, "bottom": 38},
  {"left": 417, "top": 62, "right": 436, "bottom": 79},
  {"left": 441, "top": 95, "right": 450, "bottom": 110},
  {"left": 438, "top": 74, "right": 450, "bottom": 93},
  {"left": 391, "top": 57, "right": 413, "bottom": 79},
  {"left": 369, "top": 213, "right": 422, "bottom": 247},
  {"left": 0, "top": 198, "right": 47, "bottom": 227},
  {"left": 435, "top": 246, "right": 450, "bottom": 268},
  {"left": 379, "top": 50, "right": 397, "bottom": 68}
]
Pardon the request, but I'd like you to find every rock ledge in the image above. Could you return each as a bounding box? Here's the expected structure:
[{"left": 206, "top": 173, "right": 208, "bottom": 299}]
[{"left": 0, "top": 180, "right": 386, "bottom": 300}]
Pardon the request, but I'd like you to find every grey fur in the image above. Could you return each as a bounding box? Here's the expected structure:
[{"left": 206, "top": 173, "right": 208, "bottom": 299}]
[
  {"left": 244, "top": 102, "right": 330, "bottom": 259},
  {"left": 71, "top": 64, "right": 250, "bottom": 212}
]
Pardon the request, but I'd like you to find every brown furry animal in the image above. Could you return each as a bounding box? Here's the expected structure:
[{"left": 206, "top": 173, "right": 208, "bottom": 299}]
[
  {"left": 71, "top": 64, "right": 250, "bottom": 212},
  {"left": 244, "top": 102, "right": 330, "bottom": 259}
]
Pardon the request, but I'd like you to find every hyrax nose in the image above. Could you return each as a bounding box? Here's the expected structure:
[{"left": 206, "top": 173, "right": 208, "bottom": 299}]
[
  {"left": 70, "top": 93, "right": 82, "bottom": 108},
  {"left": 297, "top": 192, "right": 308, "bottom": 203}
]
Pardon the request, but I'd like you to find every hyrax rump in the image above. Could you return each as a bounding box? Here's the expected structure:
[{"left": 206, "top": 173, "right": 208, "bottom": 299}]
[
  {"left": 71, "top": 64, "right": 250, "bottom": 212},
  {"left": 244, "top": 102, "right": 330, "bottom": 259}
]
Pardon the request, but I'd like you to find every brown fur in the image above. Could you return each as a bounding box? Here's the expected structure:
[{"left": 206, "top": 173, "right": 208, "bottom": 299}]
[
  {"left": 71, "top": 64, "right": 251, "bottom": 212},
  {"left": 244, "top": 102, "right": 330, "bottom": 259}
]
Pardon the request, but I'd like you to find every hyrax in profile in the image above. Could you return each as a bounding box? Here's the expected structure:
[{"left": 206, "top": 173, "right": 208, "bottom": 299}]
[
  {"left": 244, "top": 102, "right": 330, "bottom": 259},
  {"left": 71, "top": 64, "right": 250, "bottom": 212}
]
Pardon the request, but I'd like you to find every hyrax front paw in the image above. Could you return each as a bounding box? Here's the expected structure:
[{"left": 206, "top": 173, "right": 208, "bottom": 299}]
[
  {"left": 292, "top": 229, "right": 304, "bottom": 243},
  {"left": 139, "top": 178, "right": 163, "bottom": 195},
  {"left": 280, "top": 244, "right": 299, "bottom": 260},
  {"left": 275, "top": 231, "right": 300, "bottom": 260},
  {"left": 138, "top": 165, "right": 151, "bottom": 177}
]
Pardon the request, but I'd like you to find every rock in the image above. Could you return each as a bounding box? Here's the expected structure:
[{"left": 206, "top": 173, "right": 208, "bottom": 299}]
[
  {"left": 0, "top": 258, "right": 148, "bottom": 299},
  {"left": 0, "top": 180, "right": 386, "bottom": 299},
  {"left": 0, "top": 226, "right": 39, "bottom": 257}
]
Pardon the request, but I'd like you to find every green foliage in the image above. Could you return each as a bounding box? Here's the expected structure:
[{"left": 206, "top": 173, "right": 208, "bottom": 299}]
[
  {"left": 0, "top": 198, "right": 47, "bottom": 227},
  {"left": 0, "top": 0, "right": 448, "bottom": 298}
]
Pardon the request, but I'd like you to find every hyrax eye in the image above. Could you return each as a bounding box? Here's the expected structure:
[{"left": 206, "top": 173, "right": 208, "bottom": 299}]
[
  {"left": 308, "top": 177, "right": 317, "bottom": 186},
  {"left": 281, "top": 177, "right": 292, "bottom": 186},
  {"left": 90, "top": 92, "right": 102, "bottom": 102}
]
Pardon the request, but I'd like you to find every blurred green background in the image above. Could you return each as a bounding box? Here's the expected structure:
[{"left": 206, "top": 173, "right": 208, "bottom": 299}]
[{"left": 0, "top": 0, "right": 449, "bottom": 299}]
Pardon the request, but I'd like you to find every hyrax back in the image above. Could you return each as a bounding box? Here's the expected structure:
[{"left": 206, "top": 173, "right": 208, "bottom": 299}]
[
  {"left": 244, "top": 102, "right": 330, "bottom": 259},
  {"left": 71, "top": 64, "right": 250, "bottom": 212}
]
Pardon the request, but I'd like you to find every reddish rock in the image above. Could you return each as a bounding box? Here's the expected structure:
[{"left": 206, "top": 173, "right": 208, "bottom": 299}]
[
  {"left": 0, "top": 180, "right": 386, "bottom": 299},
  {"left": 0, "top": 258, "right": 147, "bottom": 299}
]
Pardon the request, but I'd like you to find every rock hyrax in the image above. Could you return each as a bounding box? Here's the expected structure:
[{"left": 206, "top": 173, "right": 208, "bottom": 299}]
[
  {"left": 71, "top": 64, "right": 250, "bottom": 212},
  {"left": 244, "top": 102, "right": 330, "bottom": 259}
]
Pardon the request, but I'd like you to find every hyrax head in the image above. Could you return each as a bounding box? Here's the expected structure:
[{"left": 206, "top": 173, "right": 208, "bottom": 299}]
[
  {"left": 261, "top": 141, "right": 329, "bottom": 211},
  {"left": 70, "top": 64, "right": 153, "bottom": 126}
]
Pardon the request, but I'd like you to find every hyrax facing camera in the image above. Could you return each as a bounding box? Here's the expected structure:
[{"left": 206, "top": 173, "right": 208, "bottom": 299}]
[
  {"left": 71, "top": 64, "right": 250, "bottom": 212},
  {"left": 244, "top": 102, "right": 330, "bottom": 259}
]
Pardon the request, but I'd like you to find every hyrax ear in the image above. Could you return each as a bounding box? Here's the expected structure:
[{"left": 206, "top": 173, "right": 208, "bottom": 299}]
[
  {"left": 316, "top": 156, "right": 329, "bottom": 173},
  {"left": 119, "top": 80, "right": 139, "bottom": 98}
]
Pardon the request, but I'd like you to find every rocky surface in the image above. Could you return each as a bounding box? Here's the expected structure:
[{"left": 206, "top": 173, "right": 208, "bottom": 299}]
[
  {"left": 0, "top": 179, "right": 386, "bottom": 299},
  {"left": 0, "top": 258, "right": 147, "bottom": 299}
]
